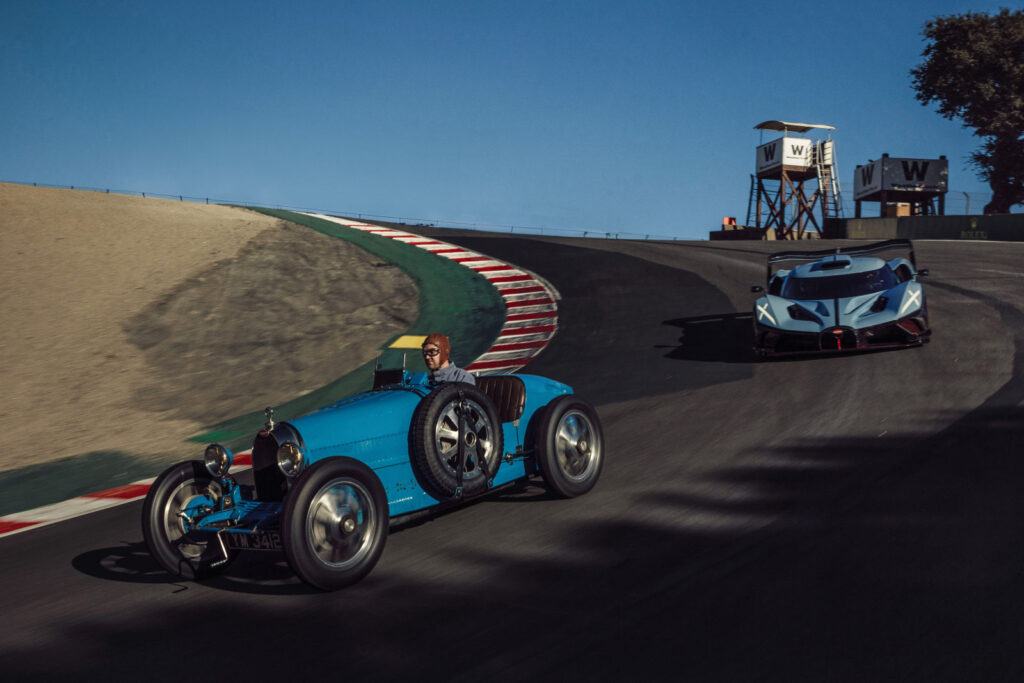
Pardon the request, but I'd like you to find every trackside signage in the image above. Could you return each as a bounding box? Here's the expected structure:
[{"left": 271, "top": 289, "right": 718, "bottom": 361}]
[
  {"left": 756, "top": 136, "right": 812, "bottom": 175},
  {"left": 854, "top": 157, "right": 949, "bottom": 200}
]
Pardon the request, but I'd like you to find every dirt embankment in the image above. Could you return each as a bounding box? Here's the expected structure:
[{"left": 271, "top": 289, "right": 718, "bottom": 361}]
[{"left": 0, "top": 183, "right": 417, "bottom": 473}]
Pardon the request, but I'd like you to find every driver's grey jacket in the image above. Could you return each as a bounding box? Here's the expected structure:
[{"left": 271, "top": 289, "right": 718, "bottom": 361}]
[{"left": 429, "top": 363, "right": 476, "bottom": 386}]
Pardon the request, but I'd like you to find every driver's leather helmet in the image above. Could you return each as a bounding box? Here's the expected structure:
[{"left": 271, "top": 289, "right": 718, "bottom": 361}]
[{"left": 422, "top": 333, "right": 451, "bottom": 365}]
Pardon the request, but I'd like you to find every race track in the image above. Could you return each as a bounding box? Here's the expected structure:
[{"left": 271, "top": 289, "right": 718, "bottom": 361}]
[{"left": 2, "top": 234, "right": 1022, "bottom": 681}]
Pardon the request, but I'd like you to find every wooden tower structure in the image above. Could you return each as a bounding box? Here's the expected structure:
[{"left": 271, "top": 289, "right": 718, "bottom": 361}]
[{"left": 747, "top": 120, "right": 843, "bottom": 240}]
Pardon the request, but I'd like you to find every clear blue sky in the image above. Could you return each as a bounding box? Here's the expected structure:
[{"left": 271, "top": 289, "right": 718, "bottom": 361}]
[{"left": 0, "top": 0, "right": 1012, "bottom": 239}]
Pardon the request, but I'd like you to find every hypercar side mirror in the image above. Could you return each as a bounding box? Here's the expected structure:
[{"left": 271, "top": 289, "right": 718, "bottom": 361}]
[
  {"left": 750, "top": 285, "right": 764, "bottom": 293},
  {"left": 917, "top": 268, "right": 929, "bottom": 277}
]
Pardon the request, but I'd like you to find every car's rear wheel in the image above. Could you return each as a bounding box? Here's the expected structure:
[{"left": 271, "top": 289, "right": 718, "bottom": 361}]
[
  {"left": 142, "top": 460, "right": 236, "bottom": 580},
  {"left": 536, "top": 396, "right": 604, "bottom": 498},
  {"left": 411, "top": 383, "right": 503, "bottom": 498},
  {"left": 282, "top": 457, "right": 388, "bottom": 591}
]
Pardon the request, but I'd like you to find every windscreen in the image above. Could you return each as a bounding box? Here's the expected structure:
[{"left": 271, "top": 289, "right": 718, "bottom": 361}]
[{"left": 782, "top": 266, "right": 898, "bottom": 300}]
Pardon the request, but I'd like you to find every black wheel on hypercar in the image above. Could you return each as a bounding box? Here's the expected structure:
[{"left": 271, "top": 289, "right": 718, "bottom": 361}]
[
  {"left": 411, "top": 383, "right": 503, "bottom": 498},
  {"left": 282, "top": 457, "right": 388, "bottom": 591},
  {"left": 142, "top": 460, "right": 237, "bottom": 580},
  {"left": 536, "top": 395, "right": 604, "bottom": 498}
]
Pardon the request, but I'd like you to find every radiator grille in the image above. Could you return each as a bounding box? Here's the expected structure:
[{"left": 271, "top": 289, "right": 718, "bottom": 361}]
[{"left": 252, "top": 432, "right": 287, "bottom": 501}]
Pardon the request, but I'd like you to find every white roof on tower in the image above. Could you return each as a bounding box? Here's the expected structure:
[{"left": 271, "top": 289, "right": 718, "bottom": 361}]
[{"left": 754, "top": 120, "right": 836, "bottom": 133}]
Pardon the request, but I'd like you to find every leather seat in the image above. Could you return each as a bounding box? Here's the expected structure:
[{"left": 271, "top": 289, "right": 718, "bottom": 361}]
[{"left": 476, "top": 375, "right": 526, "bottom": 423}]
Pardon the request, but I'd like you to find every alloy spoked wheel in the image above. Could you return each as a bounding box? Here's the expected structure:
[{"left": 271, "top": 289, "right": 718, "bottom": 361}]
[
  {"left": 142, "top": 460, "right": 236, "bottom": 580},
  {"left": 434, "top": 397, "right": 495, "bottom": 483},
  {"left": 282, "top": 457, "right": 388, "bottom": 590},
  {"left": 306, "top": 477, "right": 379, "bottom": 569},
  {"left": 552, "top": 409, "right": 600, "bottom": 481},
  {"left": 162, "top": 479, "right": 221, "bottom": 561},
  {"left": 537, "top": 396, "right": 604, "bottom": 498},
  {"left": 412, "top": 383, "right": 503, "bottom": 498}
]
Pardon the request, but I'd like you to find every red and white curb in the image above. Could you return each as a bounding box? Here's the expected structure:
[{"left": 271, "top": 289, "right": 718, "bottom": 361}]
[
  {"left": 304, "top": 214, "right": 559, "bottom": 374},
  {"left": 0, "top": 216, "right": 558, "bottom": 539},
  {"left": 0, "top": 454, "right": 254, "bottom": 538}
]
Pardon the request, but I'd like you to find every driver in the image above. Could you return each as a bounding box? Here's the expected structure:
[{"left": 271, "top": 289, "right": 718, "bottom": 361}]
[{"left": 422, "top": 333, "right": 476, "bottom": 385}]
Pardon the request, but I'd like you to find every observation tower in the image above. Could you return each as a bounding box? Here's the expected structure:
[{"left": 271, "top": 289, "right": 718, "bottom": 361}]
[{"left": 746, "top": 120, "right": 843, "bottom": 240}]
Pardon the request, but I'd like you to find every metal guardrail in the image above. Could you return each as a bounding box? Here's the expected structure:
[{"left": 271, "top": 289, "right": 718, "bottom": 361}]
[{"left": 2, "top": 179, "right": 686, "bottom": 241}]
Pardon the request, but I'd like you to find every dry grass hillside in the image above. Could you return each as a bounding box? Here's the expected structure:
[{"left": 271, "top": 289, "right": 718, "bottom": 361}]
[{"left": 0, "top": 183, "right": 417, "bottom": 473}]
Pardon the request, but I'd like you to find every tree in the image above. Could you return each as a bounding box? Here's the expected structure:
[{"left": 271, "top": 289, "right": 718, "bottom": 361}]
[{"left": 910, "top": 8, "right": 1024, "bottom": 214}]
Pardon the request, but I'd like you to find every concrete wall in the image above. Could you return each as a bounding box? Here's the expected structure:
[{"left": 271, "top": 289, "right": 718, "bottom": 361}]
[
  {"left": 709, "top": 227, "right": 777, "bottom": 240},
  {"left": 824, "top": 218, "right": 900, "bottom": 240},
  {"left": 823, "top": 214, "right": 1024, "bottom": 241}
]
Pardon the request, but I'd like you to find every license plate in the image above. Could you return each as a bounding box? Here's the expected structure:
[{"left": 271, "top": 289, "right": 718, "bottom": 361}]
[{"left": 223, "top": 530, "right": 282, "bottom": 551}]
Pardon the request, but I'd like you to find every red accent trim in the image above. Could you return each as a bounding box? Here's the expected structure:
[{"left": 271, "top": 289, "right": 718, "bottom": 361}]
[
  {"left": 0, "top": 520, "right": 39, "bottom": 534},
  {"left": 488, "top": 340, "right": 548, "bottom": 352},
  {"left": 432, "top": 248, "right": 463, "bottom": 254},
  {"left": 467, "top": 358, "right": 531, "bottom": 370},
  {"left": 83, "top": 483, "right": 152, "bottom": 500},
  {"left": 506, "top": 311, "right": 557, "bottom": 322},
  {"left": 499, "top": 324, "right": 557, "bottom": 336},
  {"left": 499, "top": 285, "right": 545, "bottom": 295},
  {"left": 452, "top": 256, "right": 490, "bottom": 262},
  {"left": 897, "top": 320, "right": 922, "bottom": 334},
  {"left": 487, "top": 274, "right": 532, "bottom": 283},
  {"left": 506, "top": 297, "right": 554, "bottom": 309}
]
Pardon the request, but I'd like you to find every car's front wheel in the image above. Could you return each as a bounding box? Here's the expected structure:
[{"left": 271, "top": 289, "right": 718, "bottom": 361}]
[
  {"left": 282, "top": 457, "right": 388, "bottom": 591},
  {"left": 142, "top": 460, "right": 236, "bottom": 580},
  {"left": 536, "top": 396, "right": 604, "bottom": 498}
]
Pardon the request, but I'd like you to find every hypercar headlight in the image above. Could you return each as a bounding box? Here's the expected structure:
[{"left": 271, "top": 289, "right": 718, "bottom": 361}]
[
  {"left": 204, "top": 444, "right": 234, "bottom": 477},
  {"left": 277, "top": 442, "right": 306, "bottom": 478},
  {"left": 899, "top": 287, "right": 924, "bottom": 316},
  {"left": 755, "top": 300, "right": 778, "bottom": 326}
]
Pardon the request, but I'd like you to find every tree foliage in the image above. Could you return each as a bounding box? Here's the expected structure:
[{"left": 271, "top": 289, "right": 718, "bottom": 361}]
[{"left": 910, "top": 8, "right": 1024, "bottom": 213}]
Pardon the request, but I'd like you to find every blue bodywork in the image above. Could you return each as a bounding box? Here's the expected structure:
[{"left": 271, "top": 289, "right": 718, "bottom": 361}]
[
  {"left": 752, "top": 239, "right": 931, "bottom": 355},
  {"left": 188, "top": 372, "right": 572, "bottom": 540}
]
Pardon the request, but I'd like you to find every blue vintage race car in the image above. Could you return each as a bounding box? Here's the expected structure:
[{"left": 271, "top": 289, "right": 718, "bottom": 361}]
[
  {"left": 750, "top": 239, "right": 931, "bottom": 356},
  {"left": 142, "top": 365, "right": 603, "bottom": 590}
]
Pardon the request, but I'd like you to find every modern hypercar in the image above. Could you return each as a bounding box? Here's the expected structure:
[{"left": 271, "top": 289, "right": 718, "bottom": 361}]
[
  {"left": 142, "top": 362, "right": 603, "bottom": 590},
  {"left": 750, "top": 239, "right": 930, "bottom": 357}
]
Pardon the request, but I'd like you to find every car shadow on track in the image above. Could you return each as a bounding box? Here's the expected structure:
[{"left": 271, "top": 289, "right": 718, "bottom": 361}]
[
  {"left": 662, "top": 312, "right": 924, "bottom": 365},
  {"left": 72, "top": 480, "right": 561, "bottom": 596},
  {"left": 661, "top": 313, "right": 758, "bottom": 363},
  {"left": 71, "top": 540, "right": 316, "bottom": 595}
]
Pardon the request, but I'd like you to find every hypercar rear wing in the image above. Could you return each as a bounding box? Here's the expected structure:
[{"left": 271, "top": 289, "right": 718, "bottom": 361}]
[{"left": 765, "top": 238, "right": 916, "bottom": 283}]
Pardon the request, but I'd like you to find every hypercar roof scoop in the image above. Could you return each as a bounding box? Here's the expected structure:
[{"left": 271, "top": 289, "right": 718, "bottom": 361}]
[{"left": 815, "top": 255, "right": 852, "bottom": 271}]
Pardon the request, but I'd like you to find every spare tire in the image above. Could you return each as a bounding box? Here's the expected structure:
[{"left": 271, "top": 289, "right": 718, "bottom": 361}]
[{"left": 412, "top": 383, "right": 503, "bottom": 497}]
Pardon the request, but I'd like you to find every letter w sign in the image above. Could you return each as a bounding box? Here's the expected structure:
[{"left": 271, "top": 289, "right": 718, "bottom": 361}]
[{"left": 901, "top": 161, "right": 929, "bottom": 181}]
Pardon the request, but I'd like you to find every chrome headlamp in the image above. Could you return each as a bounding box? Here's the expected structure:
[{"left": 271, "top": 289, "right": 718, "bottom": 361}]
[
  {"left": 204, "top": 444, "right": 234, "bottom": 477},
  {"left": 277, "top": 441, "right": 306, "bottom": 478}
]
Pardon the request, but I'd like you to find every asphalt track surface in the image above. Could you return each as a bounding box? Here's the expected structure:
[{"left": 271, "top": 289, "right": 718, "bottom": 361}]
[{"left": 2, "top": 235, "right": 1023, "bottom": 681}]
